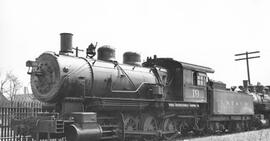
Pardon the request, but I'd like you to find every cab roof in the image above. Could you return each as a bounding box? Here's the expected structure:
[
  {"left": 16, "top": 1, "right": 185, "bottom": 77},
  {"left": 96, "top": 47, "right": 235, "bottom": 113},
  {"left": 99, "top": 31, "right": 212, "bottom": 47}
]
[{"left": 143, "top": 57, "right": 215, "bottom": 73}]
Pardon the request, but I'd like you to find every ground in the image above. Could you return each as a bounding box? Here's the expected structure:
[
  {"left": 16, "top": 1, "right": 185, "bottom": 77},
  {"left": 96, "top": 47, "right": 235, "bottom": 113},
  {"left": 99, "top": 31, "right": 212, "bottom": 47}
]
[{"left": 184, "top": 129, "right": 270, "bottom": 141}]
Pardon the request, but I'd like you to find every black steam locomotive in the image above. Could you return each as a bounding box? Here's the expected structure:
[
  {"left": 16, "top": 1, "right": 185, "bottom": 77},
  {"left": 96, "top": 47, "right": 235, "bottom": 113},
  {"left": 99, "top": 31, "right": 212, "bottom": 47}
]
[{"left": 14, "top": 33, "right": 269, "bottom": 141}]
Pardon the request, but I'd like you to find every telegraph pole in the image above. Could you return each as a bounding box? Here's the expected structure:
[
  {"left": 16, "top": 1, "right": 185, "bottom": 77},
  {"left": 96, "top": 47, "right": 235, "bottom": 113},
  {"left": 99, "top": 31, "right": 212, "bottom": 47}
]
[{"left": 235, "top": 51, "right": 260, "bottom": 85}]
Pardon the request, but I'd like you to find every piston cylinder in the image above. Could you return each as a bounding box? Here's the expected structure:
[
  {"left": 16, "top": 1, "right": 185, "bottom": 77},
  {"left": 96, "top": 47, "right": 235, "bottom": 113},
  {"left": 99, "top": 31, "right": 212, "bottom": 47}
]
[
  {"left": 65, "top": 112, "right": 102, "bottom": 141},
  {"left": 65, "top": 123, "right": 102, "bottom": 141}
]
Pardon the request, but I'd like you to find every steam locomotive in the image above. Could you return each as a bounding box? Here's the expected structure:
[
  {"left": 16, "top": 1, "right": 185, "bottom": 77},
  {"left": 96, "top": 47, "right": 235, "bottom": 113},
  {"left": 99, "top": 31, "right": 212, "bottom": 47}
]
[{"left": 14, "top": 33, "right": 269, "bottom": 141}]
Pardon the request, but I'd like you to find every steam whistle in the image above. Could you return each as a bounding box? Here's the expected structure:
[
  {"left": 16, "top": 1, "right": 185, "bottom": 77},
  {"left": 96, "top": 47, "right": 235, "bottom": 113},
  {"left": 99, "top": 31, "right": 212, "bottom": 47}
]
[{"left": 72, "top": 47, "right": 84, "bottom": 57}]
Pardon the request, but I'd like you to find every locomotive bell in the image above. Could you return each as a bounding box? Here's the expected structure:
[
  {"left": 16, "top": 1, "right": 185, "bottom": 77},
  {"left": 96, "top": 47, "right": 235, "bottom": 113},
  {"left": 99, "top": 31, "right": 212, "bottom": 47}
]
[
  {"left": 97, "top": 45, "right": 116, "bottom": 61},
  {"left": 123, "top": 52, "right": 141, "bottom": 66},
  {"left": 60, "top": 33, "right": 73, "bottom": 55}
]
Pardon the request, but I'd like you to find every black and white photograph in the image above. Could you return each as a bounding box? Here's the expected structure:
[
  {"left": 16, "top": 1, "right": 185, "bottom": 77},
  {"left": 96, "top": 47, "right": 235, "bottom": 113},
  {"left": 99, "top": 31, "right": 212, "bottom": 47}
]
[{"left": 1, "top": 0, "right": 270, "bottom": 141}]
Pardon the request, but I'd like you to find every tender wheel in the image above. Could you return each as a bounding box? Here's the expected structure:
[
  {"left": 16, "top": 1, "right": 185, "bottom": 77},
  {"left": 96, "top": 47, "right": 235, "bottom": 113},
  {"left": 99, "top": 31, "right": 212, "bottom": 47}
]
[
  {"left": 139, "top": 114, "right": 159, "bottom": 141},
  {"left": 162, "top": 118, "right": 177, "bottom": 139},
  {"left": 234, "top": 122, "right": 242, "bottom": 132}
]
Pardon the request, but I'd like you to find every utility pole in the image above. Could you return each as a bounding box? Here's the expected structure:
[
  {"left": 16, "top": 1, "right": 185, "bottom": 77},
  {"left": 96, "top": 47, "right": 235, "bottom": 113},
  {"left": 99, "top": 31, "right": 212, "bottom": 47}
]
[{"left": 235, "top": 51, "right": 260, "bottom": 85}]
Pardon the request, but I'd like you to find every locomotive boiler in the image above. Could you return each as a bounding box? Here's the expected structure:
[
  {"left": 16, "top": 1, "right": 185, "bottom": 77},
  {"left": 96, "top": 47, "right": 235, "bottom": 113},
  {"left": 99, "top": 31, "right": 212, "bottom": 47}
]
[
  {"left": 28, "top": 43, "right": 159, "bottom": 103},
  {"left": 14, "top": 33, "right": 259, "bottom": 141}
]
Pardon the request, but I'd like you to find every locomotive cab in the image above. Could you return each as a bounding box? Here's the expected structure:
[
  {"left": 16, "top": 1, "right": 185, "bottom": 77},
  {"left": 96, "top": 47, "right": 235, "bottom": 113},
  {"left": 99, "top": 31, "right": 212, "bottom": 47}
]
[
  {"left": 181, "top": 64, "right": 213, "bottom": 103},
  {"left": 143, "top": 57, "right": 214, "bottom": 103}
]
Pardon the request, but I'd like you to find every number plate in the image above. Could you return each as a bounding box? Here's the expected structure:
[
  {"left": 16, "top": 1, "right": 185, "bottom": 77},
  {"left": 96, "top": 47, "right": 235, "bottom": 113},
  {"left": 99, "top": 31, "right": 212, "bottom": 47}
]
[{"left": 183, "top": 87, "right": 207, "bottom": 103}]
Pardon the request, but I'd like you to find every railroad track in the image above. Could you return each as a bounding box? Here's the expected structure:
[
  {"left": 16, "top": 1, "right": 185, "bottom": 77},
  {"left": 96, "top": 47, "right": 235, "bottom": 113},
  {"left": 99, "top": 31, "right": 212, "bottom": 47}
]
[{"left": 176, "top": 129, "right": 270, "bottom": 141}]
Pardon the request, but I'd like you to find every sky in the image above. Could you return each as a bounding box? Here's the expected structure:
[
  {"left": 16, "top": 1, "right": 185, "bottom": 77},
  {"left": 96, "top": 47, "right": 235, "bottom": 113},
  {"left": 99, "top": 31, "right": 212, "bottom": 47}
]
[{"left": 0, "top": 0, "right": 270, "bottom": 93}]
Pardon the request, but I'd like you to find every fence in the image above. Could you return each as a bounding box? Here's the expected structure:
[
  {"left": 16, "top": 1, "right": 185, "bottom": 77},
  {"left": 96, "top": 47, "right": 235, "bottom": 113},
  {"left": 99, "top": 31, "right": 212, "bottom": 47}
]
[{"left": 0, "top": 101, "right": 42, "bottom": 141}]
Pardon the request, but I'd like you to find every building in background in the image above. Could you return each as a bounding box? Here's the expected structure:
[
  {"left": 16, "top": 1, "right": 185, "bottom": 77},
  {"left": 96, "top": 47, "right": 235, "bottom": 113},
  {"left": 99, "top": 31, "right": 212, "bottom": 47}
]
[{"left": 0, "top": 92, "right": 9, "bottom": 106}]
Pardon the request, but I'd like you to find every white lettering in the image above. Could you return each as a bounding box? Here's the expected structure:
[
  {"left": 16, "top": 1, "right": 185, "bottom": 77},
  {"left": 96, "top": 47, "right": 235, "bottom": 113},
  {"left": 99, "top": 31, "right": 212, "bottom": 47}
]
[{"left": 192, "top": 89, "right": 200, "bottom": 98}]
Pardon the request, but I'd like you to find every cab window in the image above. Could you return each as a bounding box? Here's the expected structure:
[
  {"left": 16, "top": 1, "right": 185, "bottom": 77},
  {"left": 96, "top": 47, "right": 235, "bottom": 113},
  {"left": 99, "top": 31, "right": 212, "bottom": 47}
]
[{"left": 193, "top": 72, "right": 207, "bottom": 86}]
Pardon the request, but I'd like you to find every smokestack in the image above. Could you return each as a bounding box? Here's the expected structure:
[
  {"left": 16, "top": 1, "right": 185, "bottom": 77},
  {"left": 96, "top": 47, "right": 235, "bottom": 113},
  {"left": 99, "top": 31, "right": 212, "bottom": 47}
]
[{"left": 60, "top": 33, "right": 73, "bottom": 55}]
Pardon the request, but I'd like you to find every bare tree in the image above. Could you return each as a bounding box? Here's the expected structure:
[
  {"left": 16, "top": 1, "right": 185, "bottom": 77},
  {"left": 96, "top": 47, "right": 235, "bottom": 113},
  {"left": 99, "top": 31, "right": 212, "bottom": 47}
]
[
  {"left": 6, "top": 72, "right": 22, "bottom": 102},
  {"left": 0, "top": 71, "right": 22, "bottom": 102},
  {"left": 0, "top": 72, "right": 8, "bottom": 94}
]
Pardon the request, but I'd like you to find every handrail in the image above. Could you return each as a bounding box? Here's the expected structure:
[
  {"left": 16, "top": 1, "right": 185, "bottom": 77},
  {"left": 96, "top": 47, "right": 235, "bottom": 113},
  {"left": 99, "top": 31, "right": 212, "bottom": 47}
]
[{"left": 111, "top": 82, "right": 155, "bottom": 95}]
